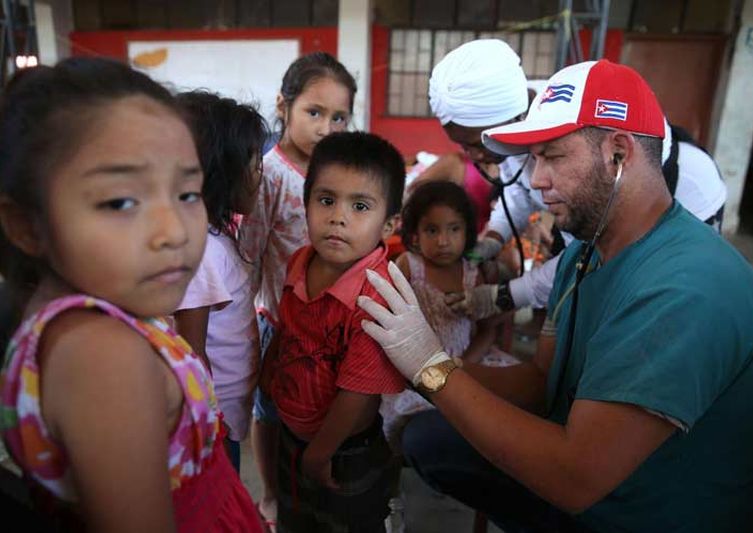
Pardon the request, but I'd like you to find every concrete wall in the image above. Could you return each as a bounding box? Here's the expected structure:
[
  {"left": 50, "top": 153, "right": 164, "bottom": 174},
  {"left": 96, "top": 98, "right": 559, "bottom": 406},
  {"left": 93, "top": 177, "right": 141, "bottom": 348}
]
[
  {"left": 337, "top": 0, "right": 372, "bottom": 131},
  {"left": 713, "top": 0, "right": 753, "bottom": 233},
  {"left": 36, "top": 0, "right": 74, "bottom": 61}
]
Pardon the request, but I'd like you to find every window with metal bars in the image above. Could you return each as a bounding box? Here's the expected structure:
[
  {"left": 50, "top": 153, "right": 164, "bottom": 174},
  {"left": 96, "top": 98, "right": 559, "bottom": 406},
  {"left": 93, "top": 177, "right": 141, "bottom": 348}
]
[{"left": 386, "top": 28, "right": 556, "bottom": 117}]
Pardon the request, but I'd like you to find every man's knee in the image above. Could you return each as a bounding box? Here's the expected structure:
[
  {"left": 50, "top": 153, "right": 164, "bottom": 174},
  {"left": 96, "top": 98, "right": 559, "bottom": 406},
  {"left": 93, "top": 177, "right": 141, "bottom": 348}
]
[{"left": 402, "top": 410, "right": 452, "bottom": 468}]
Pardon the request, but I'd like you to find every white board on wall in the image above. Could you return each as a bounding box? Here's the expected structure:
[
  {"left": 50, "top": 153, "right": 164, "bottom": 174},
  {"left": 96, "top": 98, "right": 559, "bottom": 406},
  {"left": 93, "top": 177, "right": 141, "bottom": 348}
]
[{"left": 128, "top": 39, "right": 300, "bottom": 124}]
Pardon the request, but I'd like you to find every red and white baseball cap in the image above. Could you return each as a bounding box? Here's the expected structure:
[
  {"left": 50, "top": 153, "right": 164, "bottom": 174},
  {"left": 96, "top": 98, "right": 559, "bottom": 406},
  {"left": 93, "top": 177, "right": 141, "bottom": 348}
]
[{"left": 482, "top": 60, "right": 665, "bottom": 155}]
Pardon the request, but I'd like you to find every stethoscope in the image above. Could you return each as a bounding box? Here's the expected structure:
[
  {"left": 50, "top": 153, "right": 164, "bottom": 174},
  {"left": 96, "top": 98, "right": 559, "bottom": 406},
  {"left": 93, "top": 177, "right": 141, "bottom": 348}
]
[
  {"left": 473, "top": 154, "right": 531, "bottom": 278},
  {"left": 547, "top": 156, "right": 624, "bottom": 417}
]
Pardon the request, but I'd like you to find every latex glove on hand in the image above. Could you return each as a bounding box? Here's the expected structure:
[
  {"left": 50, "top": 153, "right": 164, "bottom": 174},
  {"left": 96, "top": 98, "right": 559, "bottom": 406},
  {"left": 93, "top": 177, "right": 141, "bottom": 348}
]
[
  {"left": 466, "top": 236, "right": 503, "bottom": 264},
  {"left": 445, "top": 284, "right": 503, "bottom": 321},
  {"left": 358, "top": 262, "right": 450, "bottom": 385}
]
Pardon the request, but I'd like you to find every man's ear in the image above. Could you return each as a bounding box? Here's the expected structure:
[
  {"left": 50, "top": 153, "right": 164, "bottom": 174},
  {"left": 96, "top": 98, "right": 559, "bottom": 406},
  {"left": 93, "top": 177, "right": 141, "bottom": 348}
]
[
  {"left": 607, "top": 131, "right": 636, "bottom": 167},
  {"left": 382, "top": 215, "right": 399, "bottom": 239},
  {"left": 0, "top": 196, "right": 44, "bottom": 257}
]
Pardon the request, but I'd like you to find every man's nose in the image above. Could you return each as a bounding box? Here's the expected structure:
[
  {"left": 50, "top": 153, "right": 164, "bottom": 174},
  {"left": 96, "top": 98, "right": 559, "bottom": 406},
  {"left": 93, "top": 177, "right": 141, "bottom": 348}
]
[{"left": 529, "top": 158, "right": 548, "bottom": 190}]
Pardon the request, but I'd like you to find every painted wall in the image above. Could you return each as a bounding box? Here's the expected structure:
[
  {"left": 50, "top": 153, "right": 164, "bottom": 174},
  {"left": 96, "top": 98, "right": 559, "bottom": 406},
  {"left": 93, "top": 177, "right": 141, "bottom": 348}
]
[{"left": 69, "top": 25, "right": 448, "bottom": 159}]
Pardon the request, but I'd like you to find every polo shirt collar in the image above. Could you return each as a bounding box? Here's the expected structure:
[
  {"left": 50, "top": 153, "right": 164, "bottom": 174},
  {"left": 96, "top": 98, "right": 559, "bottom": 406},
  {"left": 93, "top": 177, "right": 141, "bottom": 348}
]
[{"left": 285, "top": 243, "right": 388, "bottom": 310}]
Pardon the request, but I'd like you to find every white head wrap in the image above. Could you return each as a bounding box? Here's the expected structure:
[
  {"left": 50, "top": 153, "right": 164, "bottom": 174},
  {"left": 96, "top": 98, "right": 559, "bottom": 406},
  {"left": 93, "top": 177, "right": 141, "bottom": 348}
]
[
  {"left": 429, "top": 39, "right": 528, "bottom": 128},
  {"left": 661, "top": 116, "right": 672, "bottom": 164}
]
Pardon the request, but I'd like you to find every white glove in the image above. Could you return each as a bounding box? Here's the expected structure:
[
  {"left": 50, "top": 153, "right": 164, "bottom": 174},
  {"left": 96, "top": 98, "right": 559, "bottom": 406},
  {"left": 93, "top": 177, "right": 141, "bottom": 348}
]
[
  {"left": 445, "top": 284, "right": 501, "bottom": 321},
  {"left": 358, "top": 262, "right": 449, "bottom": 385},
  {"left": 468, "top": 237, "right": 503, "bottom": 263}
]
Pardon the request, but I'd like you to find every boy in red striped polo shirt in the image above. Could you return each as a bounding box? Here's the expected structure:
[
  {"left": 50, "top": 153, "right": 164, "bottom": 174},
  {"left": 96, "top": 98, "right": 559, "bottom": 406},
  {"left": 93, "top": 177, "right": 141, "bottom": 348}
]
[{"left": 266, "top": 132, "right": 407, "bottom": 532}]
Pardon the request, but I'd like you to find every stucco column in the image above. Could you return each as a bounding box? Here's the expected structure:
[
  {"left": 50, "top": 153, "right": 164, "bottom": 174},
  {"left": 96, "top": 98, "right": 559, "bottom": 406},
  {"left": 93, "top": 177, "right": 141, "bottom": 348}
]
[
  {"left": 338, "top": 0, "right": 372, "bottom": 131},
  {"left": 714, "top": 0, "right": 753, "bottom": 233}
]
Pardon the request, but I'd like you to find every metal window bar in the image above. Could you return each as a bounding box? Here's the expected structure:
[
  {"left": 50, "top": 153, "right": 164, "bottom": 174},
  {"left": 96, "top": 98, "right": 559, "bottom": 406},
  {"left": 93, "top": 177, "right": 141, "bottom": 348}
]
[
  {"left": 554, "top": 0, "right": 610, "bottom": 71},
  {"left": 386, "top": 27, "right": 556, "bottom": 117}
]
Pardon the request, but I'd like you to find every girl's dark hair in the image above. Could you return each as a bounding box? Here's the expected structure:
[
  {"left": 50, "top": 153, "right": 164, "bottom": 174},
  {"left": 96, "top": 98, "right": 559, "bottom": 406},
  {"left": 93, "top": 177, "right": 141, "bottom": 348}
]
[
  {"left": 0, "top": 57, "right": 187, "bottom": 335},
  {"left": 277, "top": 51, "right": 357, "bottom": 134},
  {"left": 401, "top": 181, "right": 478, "bottom": 254},
  {"left": 177, "top": 91, "right": 269, "bottom": 252}
]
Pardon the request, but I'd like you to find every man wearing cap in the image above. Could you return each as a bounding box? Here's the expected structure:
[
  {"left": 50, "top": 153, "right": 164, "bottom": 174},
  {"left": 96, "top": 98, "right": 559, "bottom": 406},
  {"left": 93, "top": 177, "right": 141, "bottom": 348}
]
[
  {"left": 358, "top": 60, "right": 753, "bottom": 532},
  {"left": 429, "top": 39, "right": 727, "bottom": 316}
]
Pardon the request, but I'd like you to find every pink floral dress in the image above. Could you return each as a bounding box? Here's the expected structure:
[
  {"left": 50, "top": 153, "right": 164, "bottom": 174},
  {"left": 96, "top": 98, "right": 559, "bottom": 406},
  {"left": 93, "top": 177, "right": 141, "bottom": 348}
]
[{"left": 0, "top": 294, "right": 263, "bottom": 532}]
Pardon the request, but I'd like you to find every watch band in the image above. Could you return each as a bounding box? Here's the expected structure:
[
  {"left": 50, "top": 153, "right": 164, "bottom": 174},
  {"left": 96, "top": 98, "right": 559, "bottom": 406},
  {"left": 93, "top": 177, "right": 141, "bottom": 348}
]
[
  {"left": 495, "top": 281, "right": 516, "bottom": 312},
  {"left": 416, "top": 359, "right": 459, "bottom": 395}
]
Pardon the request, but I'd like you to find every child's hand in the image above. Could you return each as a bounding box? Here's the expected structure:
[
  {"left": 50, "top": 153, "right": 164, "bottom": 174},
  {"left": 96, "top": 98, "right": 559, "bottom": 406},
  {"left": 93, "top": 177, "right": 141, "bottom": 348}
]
[{"left": 302, "top": 448, "right": 340, "bottom": 490}]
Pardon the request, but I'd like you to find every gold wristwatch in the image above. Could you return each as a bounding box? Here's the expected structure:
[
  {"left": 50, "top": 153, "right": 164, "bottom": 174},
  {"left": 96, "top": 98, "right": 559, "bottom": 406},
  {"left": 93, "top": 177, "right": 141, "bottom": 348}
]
[{"left": 416, "top": 358, "right": 460, "bottom": 394}]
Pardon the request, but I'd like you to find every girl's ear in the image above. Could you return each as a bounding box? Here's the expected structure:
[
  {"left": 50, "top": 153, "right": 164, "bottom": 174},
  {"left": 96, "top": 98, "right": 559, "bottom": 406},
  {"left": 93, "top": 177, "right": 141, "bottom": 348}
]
[
  {"left": 0, "top": 196, "right": 44, "bottom": 257},
  {"left": 275, "top": 93, "right": 287, "bottom": 120}
]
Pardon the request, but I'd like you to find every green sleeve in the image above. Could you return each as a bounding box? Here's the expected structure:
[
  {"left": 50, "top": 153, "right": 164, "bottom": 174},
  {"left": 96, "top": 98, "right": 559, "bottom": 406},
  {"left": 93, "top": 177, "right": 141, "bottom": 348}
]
[{"left": 577, "top": 283, "right": 751, "bottom": 429}]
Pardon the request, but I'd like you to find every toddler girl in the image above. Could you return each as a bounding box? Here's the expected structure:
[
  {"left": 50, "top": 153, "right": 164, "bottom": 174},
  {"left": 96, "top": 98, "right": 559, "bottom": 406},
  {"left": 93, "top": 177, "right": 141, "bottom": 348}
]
[
  {"left": 0, "top": 58, "right": 262, "bottom": 532},
  {"left": 241, "top": 51, "right": 356, "bottom": 530},
  {"left": 174, "top": 91, "right": 269, "bottom": 473},
  {"left": 381, "top": 180, "right": 516, "bottom": 448}
]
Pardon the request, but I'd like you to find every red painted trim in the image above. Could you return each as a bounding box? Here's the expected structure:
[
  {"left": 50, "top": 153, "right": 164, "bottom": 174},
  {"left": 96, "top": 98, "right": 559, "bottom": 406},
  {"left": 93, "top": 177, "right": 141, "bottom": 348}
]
[
  {"left": 577, "top": 28, "right": 624, "bottom": 63},
  {"left": 70, "top": 27, "right": 338, "bottom": 61}
]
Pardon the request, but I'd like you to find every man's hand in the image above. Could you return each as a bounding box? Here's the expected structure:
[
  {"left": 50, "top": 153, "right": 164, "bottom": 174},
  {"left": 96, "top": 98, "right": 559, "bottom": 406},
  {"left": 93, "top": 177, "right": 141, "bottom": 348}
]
[
  {"left": 301, "top": 447, "right": 339, "bottom": 490},
  {"left": 445, "top": 284, "right": 503, "bottom": 320},
  {"left": 358, "top": 262, "right": 449, "bottom": 385}
]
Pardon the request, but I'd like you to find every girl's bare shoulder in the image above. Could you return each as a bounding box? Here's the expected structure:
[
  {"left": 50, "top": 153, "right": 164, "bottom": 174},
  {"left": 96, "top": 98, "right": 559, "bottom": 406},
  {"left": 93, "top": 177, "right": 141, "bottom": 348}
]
[
  {"left": 394, "top": 252, "right": 412, "bottom": 282},
  {"left": 37, "top": 310, "right": 171, "bottom": 437}
]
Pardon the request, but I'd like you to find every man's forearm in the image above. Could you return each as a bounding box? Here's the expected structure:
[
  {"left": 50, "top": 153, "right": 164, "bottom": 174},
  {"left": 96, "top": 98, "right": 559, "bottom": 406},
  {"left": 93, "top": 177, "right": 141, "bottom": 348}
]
[
  {"left": 429, "top": 370, "right": 674, "bottom": 513},
  {"left": 461, "top": 360, "right": 547, "bottom": 414}
]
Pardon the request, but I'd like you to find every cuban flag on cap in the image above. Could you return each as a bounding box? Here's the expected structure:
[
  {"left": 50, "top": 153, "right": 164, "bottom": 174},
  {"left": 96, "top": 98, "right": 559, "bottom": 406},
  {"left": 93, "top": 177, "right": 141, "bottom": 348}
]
[
  {"left": 540, "top": 84, "right": 575, "bottom": 104},
  {"left": 595, "top": 99, "right": 628, "bottom": 121}
]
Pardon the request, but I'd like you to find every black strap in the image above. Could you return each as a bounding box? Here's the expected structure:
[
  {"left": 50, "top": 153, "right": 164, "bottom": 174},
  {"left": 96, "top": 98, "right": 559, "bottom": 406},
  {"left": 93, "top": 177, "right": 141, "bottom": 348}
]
[
  {"left": 662, "top": 129, "right": 681, "bottom": 196},
  {"left": 662, "top": 124, "right": 710, "bottom": 197}
]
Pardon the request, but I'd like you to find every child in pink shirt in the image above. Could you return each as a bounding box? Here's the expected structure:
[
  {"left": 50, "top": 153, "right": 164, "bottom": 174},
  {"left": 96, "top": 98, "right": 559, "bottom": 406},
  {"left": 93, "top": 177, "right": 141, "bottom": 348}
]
[{"left": 174, "top": 91, "right": 269, "bottom": 471}]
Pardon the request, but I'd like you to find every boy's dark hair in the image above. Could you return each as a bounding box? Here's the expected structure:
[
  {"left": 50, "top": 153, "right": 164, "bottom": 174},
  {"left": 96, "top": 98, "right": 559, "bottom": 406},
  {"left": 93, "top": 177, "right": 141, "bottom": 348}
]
[
  {"left": 277, "top": 52, "right": 357, "bottom": 134},
  {"left": 304, "top": 132, "right": 405, "bottom": 218},
  {"left": 177, "top": 91, "right": 269, "bottom": 249},
  {"left": 0, "top": 57, "right": 187, "bottom": 335},
  {"left": 401, "top": 181, "right": 478, "bottom": 254}
]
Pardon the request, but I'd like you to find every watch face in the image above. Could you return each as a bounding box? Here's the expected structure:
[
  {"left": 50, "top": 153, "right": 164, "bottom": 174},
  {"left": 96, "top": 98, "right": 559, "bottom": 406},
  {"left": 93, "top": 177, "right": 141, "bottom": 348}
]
[{"left": 421, "top": 366, "right": 445, "bottom": 390}]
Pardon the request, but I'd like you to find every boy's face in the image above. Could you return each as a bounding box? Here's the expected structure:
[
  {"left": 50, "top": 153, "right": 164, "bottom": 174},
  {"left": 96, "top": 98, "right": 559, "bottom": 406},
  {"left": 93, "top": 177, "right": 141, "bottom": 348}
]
[{"left": 306, "top": 163, "right": 391, "bottom": 273}]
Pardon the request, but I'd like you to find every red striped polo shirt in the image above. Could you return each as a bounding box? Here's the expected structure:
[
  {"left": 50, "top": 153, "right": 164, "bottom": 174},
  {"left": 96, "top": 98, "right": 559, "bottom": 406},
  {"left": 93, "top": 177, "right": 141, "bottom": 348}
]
[{"left": 270, "top": 243, "right": 406, "bottom": 440}]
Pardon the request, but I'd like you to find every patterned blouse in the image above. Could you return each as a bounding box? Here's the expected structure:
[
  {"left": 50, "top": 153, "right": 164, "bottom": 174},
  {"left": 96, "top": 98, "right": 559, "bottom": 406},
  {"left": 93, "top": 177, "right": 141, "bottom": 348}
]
[
  {"left": 0, "top": 295, "right": 220, "bottom": 502},
  {"left": 240, "top": 145, "right": 309, "bottom": 324}
]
